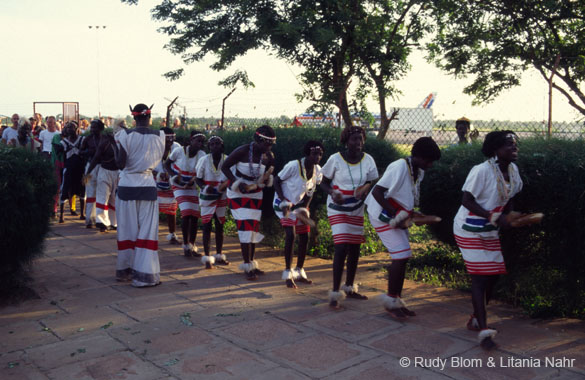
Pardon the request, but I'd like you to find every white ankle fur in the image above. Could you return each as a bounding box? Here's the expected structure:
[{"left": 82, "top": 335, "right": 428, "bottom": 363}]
[
  {"left": 293, "top": 267, "right": 308, "bottom": 280},
  {"left": 478, "top": 329, "right": 498, "bottom": 342},
  {"left": 213, "top": 253, "right": 227, "bottom": 262},
  {"left": 381, "top": 294, "right": 401, "bottom": 310},
  {"left": 341, "top": 284, "right": 358, "bottom": 294},
  {"left": 201, "top": 255, "right": 215, "bottom": 265},
  {"left": 282, "top": 269, "right": 293, "bottom": 280},
  {"left": 329, "top": 290, "right": 346, "bottom": 302}
]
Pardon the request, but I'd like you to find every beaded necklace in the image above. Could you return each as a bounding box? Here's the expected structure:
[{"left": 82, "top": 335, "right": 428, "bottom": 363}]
[
  {"left": 210, "top": 153, "right": 225, "bottom": 174},
  {"left": 299, "top": 157, "right": 308, "bottom": 180},
  {"left": 405, "top": 157, "right": 422, "bottom": 207},
  {"left": 248, "top": 142, "right": 261, "bottom": 180},
  {"left": 345, "top": 153, "right": 363, "bottom": 190},
  {"left": 488, "top": 157, "right": 514, "bottom": 203}
]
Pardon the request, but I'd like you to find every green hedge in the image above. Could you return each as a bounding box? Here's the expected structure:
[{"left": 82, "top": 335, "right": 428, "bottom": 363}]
[
  {"left": 419, "top": 138, "right": 585, "bottom": 318},
  {"left": 0, "top": 146, "right": 57, "bottom": 302}
]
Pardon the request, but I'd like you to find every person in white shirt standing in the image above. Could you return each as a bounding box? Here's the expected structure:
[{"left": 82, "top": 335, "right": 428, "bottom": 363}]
[
  {"left": 1, "top": 114, "right": 20, "bottom": 145},
  {"left": 273, "top": 140, "right": 324, "bottom": 288},
  {"left": 38, "top": 116, "right": 60, "bottom": 160}
]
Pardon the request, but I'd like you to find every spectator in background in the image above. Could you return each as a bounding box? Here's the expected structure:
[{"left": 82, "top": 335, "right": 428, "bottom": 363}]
[
  {"left": 80, "top": 119, "right": 90, "bottom": 132},
  {"left": 1, "top": 114, "right": 20, "bottom": 145},
  {"left": 52, "top": 121, "right": 81, "bottom": 219},
  {"left": 56, "top": 122, "right": 86, "bottom": 223},
  {"left": 172, "top": 117, "right": 184, "bottom": 130},
  {"left": 15, "top": 122, "right": 40, "bottom": 152},
  {"left": 455, "top": 117, "right": 471, "bottom": 145},
  {"left": 39, "top": 116, "right": 60, "bottom": 160},
  {"left": 35, "top": 113, "right": 45, "bottom": 128}
]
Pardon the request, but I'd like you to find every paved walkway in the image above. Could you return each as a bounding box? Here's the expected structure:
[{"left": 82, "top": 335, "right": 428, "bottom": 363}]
[{"left": 2, "top": 214, "right": 584, "bottom": 380}]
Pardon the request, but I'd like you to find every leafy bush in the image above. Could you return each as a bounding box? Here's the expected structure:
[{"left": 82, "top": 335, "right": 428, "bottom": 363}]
[
  {"left": 0, "top": 146, "right": 57, "bottom": 303},
  {"left": 407, "top": 242, "right": 469, "bottom": 290},
  {"left": 419, "top": 138, "right": 585, "bottom": 318}
]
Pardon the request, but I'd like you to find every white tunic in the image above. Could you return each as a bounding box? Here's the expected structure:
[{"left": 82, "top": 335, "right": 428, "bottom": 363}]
[
  {"left": 321, "top": 152, "right": 378, "bottom": 245},
  {"left": 275, "top": 159, "right": 322, "bottom": 205},
  {"left": 365, "top": 158, "right": 423, "bottom": 223},
  {"left": 168, "top": 145, "right": 206, "bottom": 183},
  {"left": 453, "top": 158, "right": 523, "bottom": 275}
]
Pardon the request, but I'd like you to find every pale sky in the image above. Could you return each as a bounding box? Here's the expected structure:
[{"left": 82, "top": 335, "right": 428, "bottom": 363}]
[{"left": 1, "top": 0, "right": 582, "bottom": 123}]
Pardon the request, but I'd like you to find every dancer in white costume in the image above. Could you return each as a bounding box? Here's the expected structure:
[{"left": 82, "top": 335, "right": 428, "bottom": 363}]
[
  {"left": 365, "top": 137, "right": 441, "bottom": 320},
  {"left": 195, "top": 136, "right": 229, "bottom": 269},
  {"left": 453, "top": 131, "right": 522, "bottom": 350},
  {"left": 111, "top": 103, "right": 165, "bottom": 287},
  {"left": 80, "top": 120, "right": 103, "bottom": 227},
  {"left": 273, "top": 140, "right": 323, "bottom": 288},
  {"left": 222, "top": 125, "right": 275, "bottom": 281},
  {"left": 164, "top": 130, "right": 206, "bottom": 257},
  {"left": 153, "top": 127, "right": 181, "bottom": 245},
  {"left": 320, "top": 126, "right": 378, "bottom": 309},
  {"left": 85, "top": 125, "right": 121, "bottom": 232}
]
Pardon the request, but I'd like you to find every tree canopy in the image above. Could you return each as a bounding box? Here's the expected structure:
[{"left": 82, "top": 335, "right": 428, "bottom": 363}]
[
  {"left": 121, "top": 0, "right": 430, "bottom": 133},
  {"left": 428, "top": 0, "right": 585, "bottom": 115}
]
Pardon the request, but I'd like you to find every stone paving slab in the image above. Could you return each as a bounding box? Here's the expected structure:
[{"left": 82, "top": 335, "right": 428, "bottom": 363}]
[
  {"left": 46, "top": 350, "right": 167, "bottom": 380},
  {"left": 216, "top": 316, "right": 313, "bottom": 351},
  {"left": 1, "top": 217, "right": 584, "bottom": 379},
  {"left": 0, "top": 320, "right": 61, "bottom": 352},
  {"left": 161, "top": 341, "right": 282, "bottom": 379},
  {"left": 26, "top": 331, "right": 126, "bottom": 371},
  {"left": 39, "top": 305, "right": 136, "bottom": 339},
  {"left": 1, "top": 350, "right": 49, "bottom": 380},
  {"left": 266, "top": 333, "right": 381, "bottom": 378},
  {"left": 322, "top": 355, "right": 449, "bottom": 380},
  {"left": 301, "top": 308, "right": 401, "bottom": 343}
]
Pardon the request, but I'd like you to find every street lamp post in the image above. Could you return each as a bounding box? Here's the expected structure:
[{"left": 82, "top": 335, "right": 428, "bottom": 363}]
[{"left": 89, "top": 25, "right": 106, "bottom": 118}]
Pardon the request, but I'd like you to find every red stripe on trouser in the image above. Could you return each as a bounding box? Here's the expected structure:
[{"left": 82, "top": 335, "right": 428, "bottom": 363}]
[
  {"left": 86, "top": 197, "right": 96, "bottom": 203},
  {"left": 136, "top": 239, "right": 158, "bottom": 250},
  {"left": 117, "top": 239, "right": 158, "bottom": 251},
  {"left": 108, "top": 204, "right": 115, "bottom": 211},
  {"left": 96, "top": 203, "right": 108, "bottom": 210},
  {"left": 118, "top": 240, "right": 135, "bottom": 250},
  {"left": 201, "top": 215, "right": 213, "bottom": 224}
]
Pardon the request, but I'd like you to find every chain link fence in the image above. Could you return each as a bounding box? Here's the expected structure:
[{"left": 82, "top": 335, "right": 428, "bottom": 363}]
[{"left": 177, "top": 112, "right": 585, "bottom": 146}]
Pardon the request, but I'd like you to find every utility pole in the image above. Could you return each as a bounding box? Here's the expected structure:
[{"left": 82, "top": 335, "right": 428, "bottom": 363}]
[
  {"left": 88, "top": 25, "right": 106, "bottom": 118},
  {"left": 166, "top": 96, "right": 179, "bottom": 129}
]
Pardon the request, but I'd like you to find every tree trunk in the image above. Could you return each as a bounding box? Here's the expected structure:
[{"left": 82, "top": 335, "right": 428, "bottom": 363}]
[
  {"left": 338, "top": 92, "right": 353, "bottom": 129},
  {"left": 377, "top": 88, "right": 390, "bottom": 140}
]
